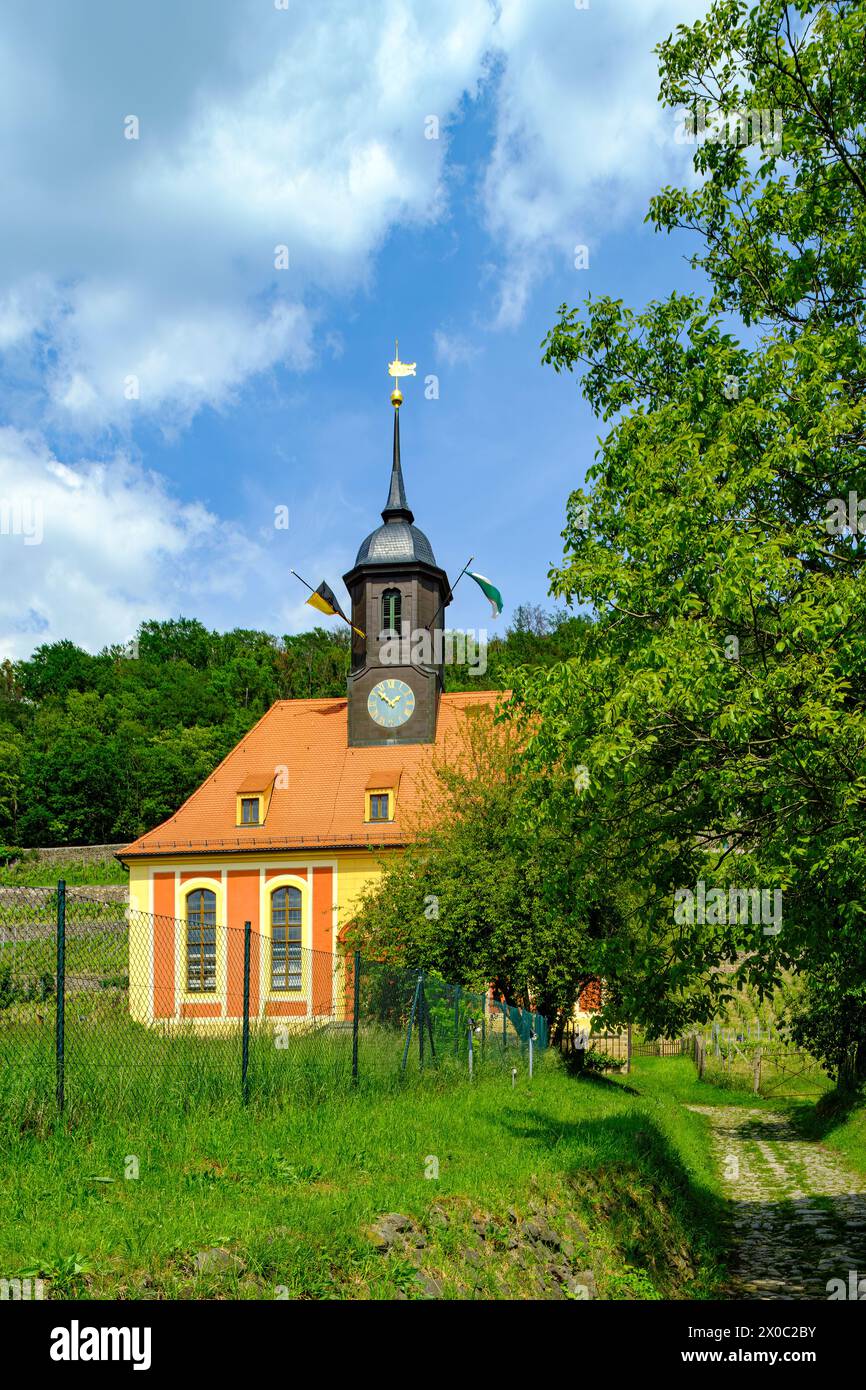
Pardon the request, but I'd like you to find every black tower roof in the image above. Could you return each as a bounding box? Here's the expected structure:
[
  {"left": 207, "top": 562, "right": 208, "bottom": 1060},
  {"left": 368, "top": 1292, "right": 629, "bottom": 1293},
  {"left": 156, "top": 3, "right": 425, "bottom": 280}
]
[{"left": 354, "top": 405, "right": 437, "bottom": 567}]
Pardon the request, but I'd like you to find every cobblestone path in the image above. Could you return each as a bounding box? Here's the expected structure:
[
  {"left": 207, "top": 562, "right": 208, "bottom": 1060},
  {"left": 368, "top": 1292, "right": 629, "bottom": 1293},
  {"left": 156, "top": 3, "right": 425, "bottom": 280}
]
[{"left": 689, "top": 1106, "right": 866, "bottom": 1299}]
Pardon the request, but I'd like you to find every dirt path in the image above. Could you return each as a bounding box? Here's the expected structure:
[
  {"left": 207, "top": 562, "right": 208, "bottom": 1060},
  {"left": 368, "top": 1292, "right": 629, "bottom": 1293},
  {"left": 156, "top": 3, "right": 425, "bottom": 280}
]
[{"left": 689, "top": 1105, "right": 866, "bottom": 1299}]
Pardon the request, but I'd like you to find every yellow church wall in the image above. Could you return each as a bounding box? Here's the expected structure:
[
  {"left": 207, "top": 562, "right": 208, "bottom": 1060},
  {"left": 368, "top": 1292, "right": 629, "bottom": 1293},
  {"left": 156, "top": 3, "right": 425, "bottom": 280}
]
[
  {"left": 124, "top": 847, "right": 392, "bottom": 1026},
  {"left": 128, "top": 868, "right": 152, "bottom": 1026}
]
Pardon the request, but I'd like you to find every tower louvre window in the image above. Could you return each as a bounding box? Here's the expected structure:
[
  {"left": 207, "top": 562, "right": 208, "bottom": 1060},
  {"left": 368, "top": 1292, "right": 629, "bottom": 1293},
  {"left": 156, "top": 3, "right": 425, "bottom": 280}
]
[{"left": 381, "top": 588, "right": 401, "bottom": 635}]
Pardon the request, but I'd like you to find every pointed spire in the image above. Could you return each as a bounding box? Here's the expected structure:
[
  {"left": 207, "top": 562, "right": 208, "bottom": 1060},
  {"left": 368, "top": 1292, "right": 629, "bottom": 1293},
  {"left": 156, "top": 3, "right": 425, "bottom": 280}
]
[{"left": 381, "top": 402, "right": 414, "bottom": 524}]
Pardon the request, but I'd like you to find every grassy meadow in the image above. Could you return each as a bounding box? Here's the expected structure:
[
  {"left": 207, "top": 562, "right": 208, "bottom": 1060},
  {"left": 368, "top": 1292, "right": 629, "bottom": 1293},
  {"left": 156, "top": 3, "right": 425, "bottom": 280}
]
[{"left": 0, "top": 1055, "right": 736, "bottom": 1301}]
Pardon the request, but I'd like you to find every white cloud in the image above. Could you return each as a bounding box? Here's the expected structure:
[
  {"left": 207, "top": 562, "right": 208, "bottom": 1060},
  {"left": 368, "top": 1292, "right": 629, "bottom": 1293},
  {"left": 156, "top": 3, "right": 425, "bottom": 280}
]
[
  {"left": 482, "top": 0, "right": 710, "bottom": 326},
  {"left": 0, "top": 0, "right": 710, "bottom": 431},
  {"left": 0, "top": 426, "right": 375, "bottom": 657},
  {"left": 0, "top": 0, "right": 493, "bottom": 433},
  {"left": 434, "top": 329, "right": 481, "bottom": 367},
  {"left": 0, "top": 428, "right": 265, "bottom": 659}
]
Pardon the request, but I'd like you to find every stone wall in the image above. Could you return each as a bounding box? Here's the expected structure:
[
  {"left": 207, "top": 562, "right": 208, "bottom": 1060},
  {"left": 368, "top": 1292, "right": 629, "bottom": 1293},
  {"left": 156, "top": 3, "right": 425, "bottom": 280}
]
[{"left": 8, "top": 843, "right": 127, "bottom": 865}]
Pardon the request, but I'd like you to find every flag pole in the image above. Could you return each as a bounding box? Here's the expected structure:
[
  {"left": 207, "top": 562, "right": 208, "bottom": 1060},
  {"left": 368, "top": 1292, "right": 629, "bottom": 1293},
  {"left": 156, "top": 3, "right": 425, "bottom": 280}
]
[
  {"left": 291, "top": 570, "right": 360, "bottom": 635},
  {"left": 426, "top": 555, "right": 474, "bottom": 635},
  {"left": 290, "top": 569, "right": 318, "bottom": 598}
]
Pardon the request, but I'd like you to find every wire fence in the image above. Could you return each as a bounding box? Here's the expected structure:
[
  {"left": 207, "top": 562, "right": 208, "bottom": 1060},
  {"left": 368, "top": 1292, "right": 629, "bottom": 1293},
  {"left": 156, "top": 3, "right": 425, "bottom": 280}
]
[
  {"left": 693, "top": 1030, "right": 827, "bottom": 1098},
  {"left": 0, "top": 883, "right": 549, "bottom": 1125}
]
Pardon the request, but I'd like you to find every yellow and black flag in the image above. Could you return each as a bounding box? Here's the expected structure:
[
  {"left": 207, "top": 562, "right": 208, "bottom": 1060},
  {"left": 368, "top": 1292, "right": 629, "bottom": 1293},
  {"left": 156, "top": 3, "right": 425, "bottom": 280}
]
[{"left": 294, "top": 574, "right": 365, "bottom": 638}]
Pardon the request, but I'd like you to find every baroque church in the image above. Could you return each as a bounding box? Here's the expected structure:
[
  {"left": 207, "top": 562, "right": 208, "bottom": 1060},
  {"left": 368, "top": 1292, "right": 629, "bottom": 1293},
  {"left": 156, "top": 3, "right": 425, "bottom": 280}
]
[{"left": 120, "top": 365, "right": 499, "bottom": 1027}]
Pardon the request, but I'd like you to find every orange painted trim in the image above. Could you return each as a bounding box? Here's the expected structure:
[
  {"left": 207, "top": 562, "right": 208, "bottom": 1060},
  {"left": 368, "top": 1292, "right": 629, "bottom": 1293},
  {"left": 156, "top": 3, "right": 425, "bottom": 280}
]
[
  {"left": 180, "top": 870, "right": 220, "bottom": 883},
  {"left": 180, "top": 1001, "right": 222, "bottom": 1018},
  {"left": 265, "top": 866, "right": 308, "bottom": 881},
  {"left": 226, "top": 869, "right": 260, "bottom": 1017},
  {"left": 265, "top": 1000, "right": 309, "bottom": 1017},
  {"left": 312, "top": 866, "right": 333, "bottom": 1015}
]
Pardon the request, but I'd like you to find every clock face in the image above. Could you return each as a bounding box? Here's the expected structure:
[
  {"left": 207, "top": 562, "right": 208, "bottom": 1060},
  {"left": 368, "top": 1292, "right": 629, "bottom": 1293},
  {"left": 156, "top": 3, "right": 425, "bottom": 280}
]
[{"left": 367, "top": 678, "right": 416, "bottom": 729}]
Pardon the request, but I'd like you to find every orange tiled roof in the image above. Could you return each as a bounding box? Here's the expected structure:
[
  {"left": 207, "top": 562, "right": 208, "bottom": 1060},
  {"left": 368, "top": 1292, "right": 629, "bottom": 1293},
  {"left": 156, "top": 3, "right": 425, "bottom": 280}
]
[{"left": 119, "top": 692, "right": 503, "bottom": 859}]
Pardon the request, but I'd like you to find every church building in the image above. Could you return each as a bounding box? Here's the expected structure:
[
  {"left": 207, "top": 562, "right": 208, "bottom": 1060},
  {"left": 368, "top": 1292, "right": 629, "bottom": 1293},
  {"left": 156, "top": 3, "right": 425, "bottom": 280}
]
[{"left": 120, "top": 361, "right": 499, "bottom": 1028}]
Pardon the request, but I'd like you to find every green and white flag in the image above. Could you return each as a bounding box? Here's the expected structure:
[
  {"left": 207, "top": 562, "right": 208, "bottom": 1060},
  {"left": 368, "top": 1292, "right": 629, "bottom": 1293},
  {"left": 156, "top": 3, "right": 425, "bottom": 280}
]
[{"left": 468, "top": 572, "right": 503, "bottom": 618}]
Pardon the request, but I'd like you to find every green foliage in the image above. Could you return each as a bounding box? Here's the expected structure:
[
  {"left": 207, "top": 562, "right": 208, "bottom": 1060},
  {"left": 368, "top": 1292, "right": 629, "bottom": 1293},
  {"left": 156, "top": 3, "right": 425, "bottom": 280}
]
[
  {"left": 511, "top": 0, "right": 866, "bottom": 1073},
  {"left": 0, "top": 965, "right": 53, "bottom": 1010},
  {"left": 785, "top": 949, "right": 866, "bottom": 1088},
  {"left": 578, "top": 1050, "right": 623, "bottom": 1075},
  {"left": 347, "top": 705, "right": 625, "bottom": 1022}
]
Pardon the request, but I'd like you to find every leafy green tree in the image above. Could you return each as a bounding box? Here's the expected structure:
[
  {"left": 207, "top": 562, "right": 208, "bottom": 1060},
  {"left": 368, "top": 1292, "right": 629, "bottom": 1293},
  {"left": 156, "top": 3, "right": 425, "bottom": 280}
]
[
  {"left": 346, "top": 705, "right": 622, "bottom": 1025},
  {"left": 276, "top": 629, "right": 350, "bottom": 698},
  {"left": 17, "top": 640, "right": 107, "bottom": 703},
  {"left": 137, "top": 617, "right": 215, "bottom": 669},
  {"left": 0, "top": 728, "right": 24, "bottom": 841},
  {"left": 510, "top": 0, "right": 866, "bottom": 1072}
]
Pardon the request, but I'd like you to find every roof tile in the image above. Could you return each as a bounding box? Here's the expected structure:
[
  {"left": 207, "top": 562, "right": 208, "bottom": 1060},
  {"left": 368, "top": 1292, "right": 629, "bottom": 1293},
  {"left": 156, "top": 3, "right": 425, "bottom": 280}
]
[{"left": 120, "top": 692, "right": 502, "bottom": 858}]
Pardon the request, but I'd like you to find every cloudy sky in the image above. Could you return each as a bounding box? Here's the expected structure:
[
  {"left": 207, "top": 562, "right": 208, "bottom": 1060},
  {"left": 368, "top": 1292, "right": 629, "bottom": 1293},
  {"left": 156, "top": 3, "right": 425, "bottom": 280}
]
[{"left": 0, "top": 0, "right": 709, "bottom": 660}]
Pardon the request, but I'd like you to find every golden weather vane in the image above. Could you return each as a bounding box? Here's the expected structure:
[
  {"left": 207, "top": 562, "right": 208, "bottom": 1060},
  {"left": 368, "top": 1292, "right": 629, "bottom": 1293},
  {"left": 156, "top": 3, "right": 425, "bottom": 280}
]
[{"left": 387, "top": 338, "right": 416, "bottom": 407}]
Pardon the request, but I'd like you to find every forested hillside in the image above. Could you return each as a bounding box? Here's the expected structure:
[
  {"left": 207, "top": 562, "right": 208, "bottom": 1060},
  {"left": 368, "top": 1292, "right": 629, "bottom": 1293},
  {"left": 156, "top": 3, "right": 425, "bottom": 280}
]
[{"left": 0, "top": 607, "right": 584, "bottom": 847}]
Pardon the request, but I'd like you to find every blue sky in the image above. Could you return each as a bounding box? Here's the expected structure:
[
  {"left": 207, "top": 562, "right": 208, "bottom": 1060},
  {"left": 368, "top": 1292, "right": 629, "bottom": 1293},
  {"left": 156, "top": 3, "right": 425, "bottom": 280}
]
[{"left": 0, "top": 0, "right": 710, "bottom": 659}]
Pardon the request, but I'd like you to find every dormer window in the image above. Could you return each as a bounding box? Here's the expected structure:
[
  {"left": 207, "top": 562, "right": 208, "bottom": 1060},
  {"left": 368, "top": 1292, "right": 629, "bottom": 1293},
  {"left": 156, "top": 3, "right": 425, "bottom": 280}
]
[
  {"left": 236, "top": 772, "right": 275, "bottom": 827},
  {"left": 381, "top": 588, "right": 401, "bottom": 636},
  {"left": 365, "top": 769, "right": 401, "bottom": 823}
]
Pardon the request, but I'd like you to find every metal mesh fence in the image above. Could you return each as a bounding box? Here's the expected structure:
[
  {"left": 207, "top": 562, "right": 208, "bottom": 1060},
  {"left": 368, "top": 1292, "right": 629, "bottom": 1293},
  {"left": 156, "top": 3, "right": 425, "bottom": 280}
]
[{"left": 0, "top": 884, "right": 549, "bottom": 1124}]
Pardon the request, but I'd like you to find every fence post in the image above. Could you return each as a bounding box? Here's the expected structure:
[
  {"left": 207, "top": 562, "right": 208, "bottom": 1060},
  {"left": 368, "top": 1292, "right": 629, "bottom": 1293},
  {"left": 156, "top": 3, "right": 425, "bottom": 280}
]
[
  {"left": 418, "top": 972, "right": 426, "bottom": 1071},
  {"left": 753, "top": 1047, "right": 762, "bottom": 1095},
  {"left": 55, "top": 879, "right": 66, "bottom": 1115},
  {"left": 401, "top": 973, "right": 422, "bottom": 1074},
  {"left": 241, "top": 920, "right": 251, "bottom": 1106},
  {"left": 426, "top": 983, "right": 436, "bottom": 1060},
  {"left": 529, "top": 1028, "right": 535, "bottom": 1079},
  {"left": 502, "top": 1000, "right": 507, "bottom": 1051},
  {"left": 468, "top": 1020, "right": 474, "bottom": 1079},
  {"left": 453, "top": 984, "right": 461, "bottom": 1057},
  {"left": 626, "top": 1022, "right": 632, "bottom": 1075},
  {"left": 697, "top": 1036, "right": 705, "bottom": 1080},
  {"left": 351, "top": 950, "right": 361, "bottom": 1084}
]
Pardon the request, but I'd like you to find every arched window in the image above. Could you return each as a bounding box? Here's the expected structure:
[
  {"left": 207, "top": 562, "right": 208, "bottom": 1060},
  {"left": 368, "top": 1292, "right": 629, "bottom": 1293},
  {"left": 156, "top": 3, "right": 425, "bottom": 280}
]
[
  {"left": 381, "top": 588, "right": 401, "bottom": 636},
  {"left": 186, "top": 888, "right": 217, "bottom": 992},
  {"left": 271, "top": 886, "right": 302, "bottom": 991}
]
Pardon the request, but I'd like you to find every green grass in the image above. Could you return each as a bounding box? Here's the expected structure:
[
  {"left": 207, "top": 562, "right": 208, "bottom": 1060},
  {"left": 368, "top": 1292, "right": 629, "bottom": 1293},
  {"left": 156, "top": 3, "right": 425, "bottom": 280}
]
[
  {"left": 0, "top": 1055, "right": 729, "bottom": 1300},
  {"left": 0, "top": 856, "right": 127, "bottom": 887},
  {"left": 785, "top": 1088, "right": 866, "bottom": 1179},
  {"left": 611, "top": 1054, "right": 784, "bottom": 1109}
]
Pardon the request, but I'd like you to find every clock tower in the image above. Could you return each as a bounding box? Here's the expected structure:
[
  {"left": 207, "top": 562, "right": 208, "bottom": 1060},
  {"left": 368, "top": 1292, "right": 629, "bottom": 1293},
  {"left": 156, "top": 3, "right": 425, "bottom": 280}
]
[{"left": 343, "top": 350, "right": 451, "bottom": 747}]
